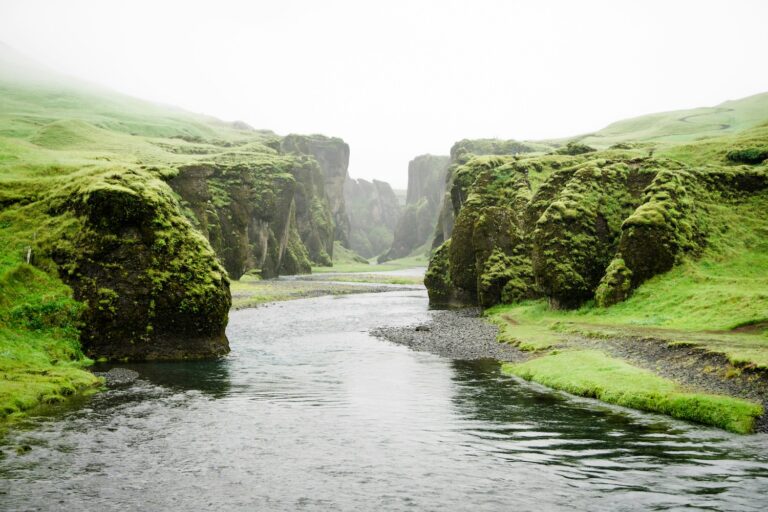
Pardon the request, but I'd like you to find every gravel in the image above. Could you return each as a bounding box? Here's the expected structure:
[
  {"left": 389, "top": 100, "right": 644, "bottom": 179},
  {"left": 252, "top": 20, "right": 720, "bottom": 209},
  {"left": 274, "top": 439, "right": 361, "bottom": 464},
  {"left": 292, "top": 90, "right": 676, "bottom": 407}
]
[
  {"left": 371, "top": 308, "right": 528, "bottom": 362},
  {"left": 92, "top": 367, "right": 140, "bottom": 387}
]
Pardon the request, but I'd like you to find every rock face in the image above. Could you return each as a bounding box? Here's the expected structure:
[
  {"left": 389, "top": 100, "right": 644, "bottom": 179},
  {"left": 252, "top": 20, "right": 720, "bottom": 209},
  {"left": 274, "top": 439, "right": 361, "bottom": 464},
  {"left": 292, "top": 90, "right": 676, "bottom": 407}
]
[
  {"left": 44, "top": 168, "right": 231, "bottom": 360},
  {"left": 380, "top": 155, "right": 449, "bottom": 262},
  {"left": 432, "top": 139, "right": 539, "bottom": 249},
  {"left": 425, "top": 151, "right": 768, "bottom": 309},
  {"left": 344, "top": 178, "right": 401, "bottom": 258},
  {"left": 281, "top": 134, "right": 351, "bottom": 249},
  {"left": 170, "top": 158, "right": 312, "bottom": 279}
]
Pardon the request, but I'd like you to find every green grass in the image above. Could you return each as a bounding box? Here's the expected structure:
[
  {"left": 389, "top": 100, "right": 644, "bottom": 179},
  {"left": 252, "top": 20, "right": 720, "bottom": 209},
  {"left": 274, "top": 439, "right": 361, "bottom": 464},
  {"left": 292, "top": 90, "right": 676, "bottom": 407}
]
[
  {"left": 492, "top": 317, "right": 562, "bottom": 351},
  {"left": 229, "top": 279, "right": 391, "bottom": 309},
  {"left": 0, "top": 261, "right": 101, "bottom": 420},
  {"left": 304, "top": 274, "right": 424, "bottom": 285},
  {"left": 548, "top": 92, "right": 768, "bottom": 149},
  {"left": 312, "top": 252, "right": 429, "bottom": 274},
  {"left": 502, "top": 350, "right": 763, "bottom": 433}
]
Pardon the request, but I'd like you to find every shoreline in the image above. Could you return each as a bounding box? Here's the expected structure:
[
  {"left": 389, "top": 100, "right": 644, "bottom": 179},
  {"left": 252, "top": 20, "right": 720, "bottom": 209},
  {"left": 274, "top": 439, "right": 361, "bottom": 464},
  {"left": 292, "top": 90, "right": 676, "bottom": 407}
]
[{"left": 372, "top": 308, "right": 767, "bottom": 434}]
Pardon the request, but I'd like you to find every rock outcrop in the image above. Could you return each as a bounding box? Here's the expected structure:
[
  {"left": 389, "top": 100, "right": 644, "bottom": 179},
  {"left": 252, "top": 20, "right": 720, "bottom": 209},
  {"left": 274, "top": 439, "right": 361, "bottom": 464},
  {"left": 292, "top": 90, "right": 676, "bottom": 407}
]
[
  {"left": 281, "top": 134, "right": 352, "bottom": 250},
  {"left": 344, "top": 178, "right": 401, "bottom": 258},
  {"left": 380, "top": 154, "right": 449, "bottom": 262},
  {"left": 170, "top": 157, "right": 310, "bottom": 279},
  {"left": 432, "top": 139, "right": 540, "bottom": 249},
  {"left": 425, "top": 150, "right": 768, "bottom": 309},
  {"left": 39, "top": 168, "right": 231, "bottom": 360}
]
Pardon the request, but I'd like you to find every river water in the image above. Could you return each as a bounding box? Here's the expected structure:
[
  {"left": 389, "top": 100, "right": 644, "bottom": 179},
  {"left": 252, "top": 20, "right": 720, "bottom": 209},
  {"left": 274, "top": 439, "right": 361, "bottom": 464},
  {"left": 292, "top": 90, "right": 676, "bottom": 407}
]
[{"left": 1, "top": 288, "right": 767, "bottom": 511}]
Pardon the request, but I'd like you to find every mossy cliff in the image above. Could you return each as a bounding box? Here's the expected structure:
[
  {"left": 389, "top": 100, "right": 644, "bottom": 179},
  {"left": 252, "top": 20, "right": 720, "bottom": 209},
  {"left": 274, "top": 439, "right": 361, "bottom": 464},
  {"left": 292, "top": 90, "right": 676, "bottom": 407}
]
[
  {"left": 380, "top": 154, "right": 449, "bottom": 262},
  {"left": 281, "top": 134, "right": 352, "bottom": 249},
  {"left": 426, "top": 143, "right": 768, "bottom": 309},
  {"left": 432, "top": 139, "right": 542, "bottom": 249},
  {"left": 1, "top": 166, "right": 231, "bottom": 362},
  {"left": 344, "top": 178, "right": 401, "bottom": 258},
  {"left": 169, "top": 153, "right": 335, "bottom": 278}
]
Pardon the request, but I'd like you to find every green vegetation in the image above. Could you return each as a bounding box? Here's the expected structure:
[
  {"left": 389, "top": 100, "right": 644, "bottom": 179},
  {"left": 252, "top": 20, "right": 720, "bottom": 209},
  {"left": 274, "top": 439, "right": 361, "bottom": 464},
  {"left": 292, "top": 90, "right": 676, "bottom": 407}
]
[
  {"left": 313, "top": 248, "right": 428, "bottom": 274},
  {"left": 550, "top": 92, "right": 768, "bottom": 149},
  {"left": 229, "top": 279, "right": 395, "bottom": 309},
  {"left": 502, "top": 350, "right": 762, "bottom": 434},
  {"left": 0, "top": 261, "right": 101, "bottom": 419}
]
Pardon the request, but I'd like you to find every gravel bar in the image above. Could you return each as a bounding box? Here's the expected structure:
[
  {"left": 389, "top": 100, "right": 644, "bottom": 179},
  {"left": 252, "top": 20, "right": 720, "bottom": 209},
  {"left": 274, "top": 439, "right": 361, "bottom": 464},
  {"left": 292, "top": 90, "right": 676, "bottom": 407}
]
[{"left": 371, "top": 308, "right": 528, "bottom": 362}]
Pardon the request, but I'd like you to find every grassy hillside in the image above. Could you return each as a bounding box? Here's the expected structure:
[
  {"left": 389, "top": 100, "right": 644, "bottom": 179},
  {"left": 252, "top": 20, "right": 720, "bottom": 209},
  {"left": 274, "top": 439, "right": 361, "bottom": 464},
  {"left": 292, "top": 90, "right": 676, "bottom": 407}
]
[
  {"left": 552, "top": 92, "right": 768, "bottom": 149},
  {"left": 0, "top": 51, "right": 288, "bottom": 420}
]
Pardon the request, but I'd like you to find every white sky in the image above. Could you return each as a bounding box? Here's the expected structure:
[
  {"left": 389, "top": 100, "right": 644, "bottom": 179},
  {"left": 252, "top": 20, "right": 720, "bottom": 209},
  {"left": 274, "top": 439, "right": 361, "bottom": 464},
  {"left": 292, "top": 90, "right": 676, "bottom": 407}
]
[{"left": 1, "top": 0, "right": 767, "bottom": 188}]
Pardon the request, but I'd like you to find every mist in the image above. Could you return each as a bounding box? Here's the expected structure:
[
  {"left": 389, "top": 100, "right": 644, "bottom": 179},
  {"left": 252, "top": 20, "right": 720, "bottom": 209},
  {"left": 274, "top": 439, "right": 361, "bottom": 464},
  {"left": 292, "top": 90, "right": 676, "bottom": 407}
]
[{"left": 1, "top": 0, "right": 766, "bottom": 187}]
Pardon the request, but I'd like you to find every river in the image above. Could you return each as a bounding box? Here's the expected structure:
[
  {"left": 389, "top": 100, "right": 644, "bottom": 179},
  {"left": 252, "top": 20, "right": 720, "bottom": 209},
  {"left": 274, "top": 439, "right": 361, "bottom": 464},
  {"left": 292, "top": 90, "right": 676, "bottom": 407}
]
[{"left": 1, "top": 287, "right": 767, "bottom": 511}]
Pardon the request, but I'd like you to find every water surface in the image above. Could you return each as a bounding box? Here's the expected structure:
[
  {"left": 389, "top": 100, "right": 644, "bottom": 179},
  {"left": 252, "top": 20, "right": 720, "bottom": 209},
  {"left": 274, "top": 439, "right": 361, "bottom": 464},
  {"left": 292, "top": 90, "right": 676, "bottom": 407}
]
[{"left": 1, "top": 290, "right": 767, "bottom": 511}]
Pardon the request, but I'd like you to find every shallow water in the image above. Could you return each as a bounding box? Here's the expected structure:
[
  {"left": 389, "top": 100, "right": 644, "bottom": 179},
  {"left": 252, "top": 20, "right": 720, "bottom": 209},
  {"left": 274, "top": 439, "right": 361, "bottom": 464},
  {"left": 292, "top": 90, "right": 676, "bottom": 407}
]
[{"left": 1, "top": 290, "right": 767, "bottom": 511}]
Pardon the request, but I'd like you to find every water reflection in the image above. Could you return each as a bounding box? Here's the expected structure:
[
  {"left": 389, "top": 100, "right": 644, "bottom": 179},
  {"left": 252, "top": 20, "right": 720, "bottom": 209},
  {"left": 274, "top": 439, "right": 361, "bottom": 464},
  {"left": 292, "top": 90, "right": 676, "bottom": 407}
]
[
  {"left": 91, "top": 359, "right": 232, "bottom": 397},
  {"left": 1, "top": 291, "right": 766, "bottom": 511}
]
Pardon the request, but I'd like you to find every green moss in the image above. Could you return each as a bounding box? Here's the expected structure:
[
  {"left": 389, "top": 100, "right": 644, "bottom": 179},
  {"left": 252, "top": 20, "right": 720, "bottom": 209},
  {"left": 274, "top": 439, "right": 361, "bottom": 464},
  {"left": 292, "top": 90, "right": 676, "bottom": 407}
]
[
  {"left": 502, "top": 350, "right": 763, "bottom": 433},
  {"left": 424, "top": 240, "right": 452, "bottom": 304},
  {"left": 725, "top": 147, "right": 768, "bottom": 164},
  {"left": 595, "top": 258, "right": 633, "bottom": 307},
  {"left": 554, "top": 141, "right": 596, "bottom": 155}
]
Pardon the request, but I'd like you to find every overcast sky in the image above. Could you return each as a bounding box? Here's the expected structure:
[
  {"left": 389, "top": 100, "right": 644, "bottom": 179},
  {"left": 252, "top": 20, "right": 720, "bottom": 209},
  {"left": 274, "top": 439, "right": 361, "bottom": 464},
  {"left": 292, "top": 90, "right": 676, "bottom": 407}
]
[{"left": 1, "top": 0, "right": 767, "bottom": 188}]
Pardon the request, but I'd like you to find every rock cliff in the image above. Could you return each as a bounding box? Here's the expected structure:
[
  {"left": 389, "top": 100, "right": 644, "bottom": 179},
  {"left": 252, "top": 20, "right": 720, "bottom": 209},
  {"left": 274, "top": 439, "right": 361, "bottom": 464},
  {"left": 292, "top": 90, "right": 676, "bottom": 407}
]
[
  {"left": 425, "top": 149, "right": 768, "bottom": 309},
  {"left": 380, "top": 154, "right": 449, "bottom": 262},
  {"left": 281, "top": 134, "right": 351, "bottom": 250},
  {"left": 23, "top": 167, "right": 232, "bottom": 360},
  {"left": 344, "top": 178, "right": 401, "bottom": 258},
  {"left": 432, "top": 139, "right": 540, "bottom": 249}
]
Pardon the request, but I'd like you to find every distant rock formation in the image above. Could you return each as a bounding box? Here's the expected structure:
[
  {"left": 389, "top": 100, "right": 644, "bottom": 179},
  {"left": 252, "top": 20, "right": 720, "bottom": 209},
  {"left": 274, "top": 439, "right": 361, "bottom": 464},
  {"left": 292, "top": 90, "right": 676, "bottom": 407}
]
[
  {"left": 281, "top": 134, "right": 352, "bottom": 249},
  {"left": 379, "top": 154, "right": 449, "bottom": 262},
  {"left": 344, "top": 178, "right": 401, "bottom": 258}
]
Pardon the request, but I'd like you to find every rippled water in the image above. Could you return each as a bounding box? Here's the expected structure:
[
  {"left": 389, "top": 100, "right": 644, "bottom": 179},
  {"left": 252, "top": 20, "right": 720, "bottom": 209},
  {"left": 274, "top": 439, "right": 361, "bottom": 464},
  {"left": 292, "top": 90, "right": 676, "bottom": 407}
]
[{"left": 2, "top": 289, "right": 767, "bottom": 511}]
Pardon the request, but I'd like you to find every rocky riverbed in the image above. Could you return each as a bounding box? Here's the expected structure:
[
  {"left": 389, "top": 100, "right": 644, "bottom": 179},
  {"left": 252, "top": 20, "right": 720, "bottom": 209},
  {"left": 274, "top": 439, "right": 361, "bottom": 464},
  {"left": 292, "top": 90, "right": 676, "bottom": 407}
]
[{"left": 371, "top": 308, "right": 528, "bottom": 362}]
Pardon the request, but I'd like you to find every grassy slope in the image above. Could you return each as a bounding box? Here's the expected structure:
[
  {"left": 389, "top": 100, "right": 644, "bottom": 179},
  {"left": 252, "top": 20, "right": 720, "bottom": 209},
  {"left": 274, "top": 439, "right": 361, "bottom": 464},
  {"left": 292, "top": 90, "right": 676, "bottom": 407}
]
[
  {"left": 548, "top": 92, "right": 768, "bottom": 148},
  {"left": 0, "top": 55, "right": 281, "bottom": 419},
  {"left": 502, "top": 350, "right": 762, "bottom": 434},
  {"left": 312, "top": 241, "right": 429, "bottom": 274}
]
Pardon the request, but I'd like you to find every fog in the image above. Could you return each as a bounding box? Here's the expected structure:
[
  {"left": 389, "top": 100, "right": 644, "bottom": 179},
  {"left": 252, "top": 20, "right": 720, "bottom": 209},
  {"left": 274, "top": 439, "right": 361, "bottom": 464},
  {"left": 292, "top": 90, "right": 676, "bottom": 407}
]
[{"left": 1, "top": 0, "right": 766, "bottom": 188}]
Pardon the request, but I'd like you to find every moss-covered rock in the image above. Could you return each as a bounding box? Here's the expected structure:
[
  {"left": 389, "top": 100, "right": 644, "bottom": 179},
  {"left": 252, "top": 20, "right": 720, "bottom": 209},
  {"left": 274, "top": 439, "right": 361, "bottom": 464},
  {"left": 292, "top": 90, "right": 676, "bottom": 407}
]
[
  {"left": 281, "top": 134, "right": 352, "bottom": 249},
  {"left": 424, "top": 240, "right": 453, "bottom": 305},
  {"left": 432, "top": 139, "right": 541, "bottom": 248},
  {"left": 595, "top": 258, "right": 633, "bottom": 307},
  {"left": 423, "top": 151, "right": 747, "bottom": 311},
  {"left": 41, "top": 167, "right": 230, "bottom": 360},
  {"left": 618, "top": 165, "right": 702, "bottom": 288},
  {"left": 170, "top": 159, "right": 308, "bottom": 279},
  {"left": 532, "top": 161, "right": 647, "bottom": 308},
  {"left": 290, "top": 157, "right": 334, "bottom": 266}
]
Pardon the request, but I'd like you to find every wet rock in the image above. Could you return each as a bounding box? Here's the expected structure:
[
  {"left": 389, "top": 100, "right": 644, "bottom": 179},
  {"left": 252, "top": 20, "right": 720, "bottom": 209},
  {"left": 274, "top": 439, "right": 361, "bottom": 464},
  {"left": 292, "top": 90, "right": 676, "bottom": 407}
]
[{"left": 93, "top": 368, "right": 140, "bottom": 387}]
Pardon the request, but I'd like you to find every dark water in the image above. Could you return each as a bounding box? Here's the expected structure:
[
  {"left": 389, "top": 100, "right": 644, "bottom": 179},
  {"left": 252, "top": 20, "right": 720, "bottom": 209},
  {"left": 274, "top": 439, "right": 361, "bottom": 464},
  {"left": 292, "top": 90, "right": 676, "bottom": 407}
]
[{"left": 1, "top": 290, "right": 767, "bottom": 511}]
